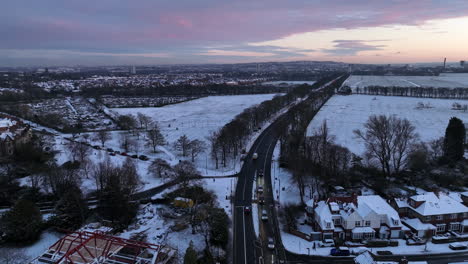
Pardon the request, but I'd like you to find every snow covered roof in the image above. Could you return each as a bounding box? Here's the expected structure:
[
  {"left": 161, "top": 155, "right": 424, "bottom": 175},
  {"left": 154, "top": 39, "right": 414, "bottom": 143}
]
[
  {"left": 314, "top": 201, "right": 335, "bottom": 230},
  {"left": 410, "top": 192, "right": 468, "bottom": 216},
  {"left": 402, "top": 218, "right": 436, "bottom": 231},
  {"left": 0, "top": 118, "right": 16, "bottom": 128},
  {"left": 358, "top": 195, "right": 401, "bottom": 227},
  {"left": 394, "top": 198, "right": 408, "bottom": 208},
  {"left": 354, "top": 251, "right": 375, "bottom": 264}
]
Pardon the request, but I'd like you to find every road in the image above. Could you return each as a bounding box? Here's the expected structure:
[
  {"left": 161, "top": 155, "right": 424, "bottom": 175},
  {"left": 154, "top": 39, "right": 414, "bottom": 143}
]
[{"left": 232, "top": 80, "right": 468, "bottom": 264}]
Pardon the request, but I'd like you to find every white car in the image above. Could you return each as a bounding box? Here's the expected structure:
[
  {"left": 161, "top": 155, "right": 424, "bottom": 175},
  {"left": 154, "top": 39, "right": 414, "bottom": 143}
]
[
  {"left": 268, "top": 238, "right": 275, "bottom": 249},
  {"left": 257, "top": 186, "right": 264, "bottom": 193},
  {"left": 261, "top": 210, "right": 268, "bottom": 221},
  {"left": 253, "top": 153, "right": 258, "bottom": 160},
  {"left": 319, "top": 239, "right": 335, "bottom": 247}
]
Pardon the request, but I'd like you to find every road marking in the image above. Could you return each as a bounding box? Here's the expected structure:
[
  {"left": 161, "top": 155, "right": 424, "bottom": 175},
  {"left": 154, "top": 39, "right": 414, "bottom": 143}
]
[{"left": 243, "top": 213, "right": 247, "bottom": 264}]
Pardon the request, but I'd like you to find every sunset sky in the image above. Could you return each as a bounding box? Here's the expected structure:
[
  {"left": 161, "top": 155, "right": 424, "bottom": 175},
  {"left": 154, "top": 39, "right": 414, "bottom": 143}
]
[{"left": 2, "top": 0, "right": 468, "bottom": 66}]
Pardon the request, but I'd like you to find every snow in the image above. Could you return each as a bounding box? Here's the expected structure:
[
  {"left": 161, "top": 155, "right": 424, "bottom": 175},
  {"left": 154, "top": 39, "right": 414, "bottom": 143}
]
[
  {"left": 306, "top": 95, "right": 468, "bottom": 155},
  {"left": 262, "top": 81, "right": 316, "bottom": 86},
  {"left": 22, "top": 230, "right": 64, "bottom": 261},
  {"left": 201, "top": 177, "right": 235, "bottom": 215},
  {"left": 344, "top": 74, "right": 468, "bottom": 90}
]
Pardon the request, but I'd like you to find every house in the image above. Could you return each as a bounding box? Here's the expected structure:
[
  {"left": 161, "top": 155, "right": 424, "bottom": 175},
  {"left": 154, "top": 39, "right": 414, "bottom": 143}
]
[
  {"left": 0, "top": 114, "right": 32, "bottom": 157},
  {"left": 307, "top": 194, "right": 402, "bottom": 241},
  {"left": 354, "top": 251, "right": 427, "bottom": 264},
  {"left": 392, "top": 192, "right": 468, "bottom": 235}
]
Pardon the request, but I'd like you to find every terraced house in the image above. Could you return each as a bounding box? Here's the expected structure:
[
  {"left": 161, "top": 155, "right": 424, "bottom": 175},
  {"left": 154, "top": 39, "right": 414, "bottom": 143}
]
[{"left": 306, "top": 194, "right": 403, "bottom": 241}]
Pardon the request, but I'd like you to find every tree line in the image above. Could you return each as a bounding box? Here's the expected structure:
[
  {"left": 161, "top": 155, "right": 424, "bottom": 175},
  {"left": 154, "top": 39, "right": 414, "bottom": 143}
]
[
  {"left": 353, "top": 85, "right": 468, "bottom": 99},
  {"left": 209, "top": 74, "right": 346, "bottom": 169}
]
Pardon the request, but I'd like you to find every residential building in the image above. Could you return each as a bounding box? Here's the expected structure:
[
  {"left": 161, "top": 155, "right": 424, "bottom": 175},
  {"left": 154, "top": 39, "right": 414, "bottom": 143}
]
[
  {"left": 392, "top": 192, "right": 468, "bottom": 235},
  {"left": 0, "top": 114, "right": 32, "bottom": 157},
  {"left": 307, "top": 194, "right": 402, "bottom": 241}
]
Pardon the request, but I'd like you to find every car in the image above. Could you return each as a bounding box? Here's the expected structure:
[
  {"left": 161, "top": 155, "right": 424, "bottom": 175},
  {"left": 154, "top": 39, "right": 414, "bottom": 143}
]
[
  {"left": 253, "top": 153, "right": 258, "bottom": 160},
  {"left": 257, "top": 169, "right": 264, "bottom": 177},
  {"left": 131, "top": 154, "right": 138, "bottom": 159},
  {"left": 330, "top": 247, "right": 350, "bottom": 256},
  {"left": 449, "top": 242, "right": 467, "bottom": 250},
  {"left": 320, "top": 239, "right": 335, "bottom": 247},
  {"left": 257, "top": 186, "right": 264, "bottom": 193},
  {"left": 109, "top": 152, "right": 116, "bottom": 156},
  {"left": 121, "top": 152, "right": 128, "bottom": 156},
  {"left": 258, "top": 196, "right": 264, "bottom": 205},
  {"left": 114, "top": 151, "right": 121, "bottom": 154},
  {"left": 268, "top": 238, "right": 275, "bottom": 249},
  {"left": 106, "top": 148, "right": 114, "bottom": 152},
  {"left": 244, "top": 206, "right": 251, "bottom": 214},
  {"left": 139, "top": 155, "right": 149, "bottom": 161},
  {"left": 93, "top": 145, "right": 101, "bottom": 150},
  {"left": 261, "top": 210, "right": 268, "bottom": 221}
]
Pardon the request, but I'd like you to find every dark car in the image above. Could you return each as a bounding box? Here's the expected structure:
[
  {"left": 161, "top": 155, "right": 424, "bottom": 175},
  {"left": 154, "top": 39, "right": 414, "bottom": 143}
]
[
  {"left": 131, "top": 154, "right": 138, "bottom": 159},
  {"left": 92, "top": 145, "right": 101, "bottom": 150},
  {"left": 330, "top": 247, "right": 350, "bottom": 256},
  {"left": 109, "top": 152, "right": 116, "bottom": 156},
  {"left": 258, "top": 196, "right": 265, "bottom": 205},
  {"left": 114, "top": 151, "right": 121, "bottom": 154},
  {"left": 121, "top": 152, "right": 128, "bottom": 156},
  {"left": 106, "top": 148, "right": 114, "bottom": 152},
  {"left": 257, "top": 169, "right": 264, "bottom": 177},
  {"left": 244, "top": 206, "right": 251, "bottom": 214},
  {"left": 139, "top": 155, "right": 149, "bottom": 161}
]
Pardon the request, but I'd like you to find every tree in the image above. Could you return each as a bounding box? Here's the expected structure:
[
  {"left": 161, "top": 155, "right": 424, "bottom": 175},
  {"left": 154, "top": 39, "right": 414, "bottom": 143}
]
[
  {"left": 52, "top": 183, "right": 87, "bottom": 230},
  {"left": 429, "top": 137, "right": 444, "bottom": 161},
  {"left": 146, "top": 125, "right": 165, "bottom": 152},
  {"left": 0, "top": 199, "right": 43, "bottom": 242},
  {"left": 183, "top": 241, "right": 198, "bottom": 264},
  {"left": 95, "top": 130, "right": 110, "bottom": 147},
  {"left": 174, "top": 161, "right": 200, "bottom": 189},
  {"left": 208, "top": 208, "right": 229, "bottom": 249},
  {"left": 354, "top": 115, "right": 418, "bottom": 177},
  {"left": 207, "top": 131, "right": 221, "bottom": 169},
  {"left": 97, "top": 158, "right": 140, "bottom": 228},
  {"left": 148, "top": 158, "right": 173, "bottom": 179},
  {"left": 408, "top": 143, "right": 429, "bottom": 172},
  {"left": 443, "top": 117, "right": 466, "bottom": 161},
  {"left": 174, "top": 135, "right": 191, "bottom": 157},
  {"left": 120, "top": 132, "right": 135, "bottom": 152},
  {"left": 189, "top": 139, "right": 206, "bottom": 162},
  {"left": 117, "top": 114, "right": 137, "bottom": 130},
  {"left": 137, "top": 112, "right": 152, "bottom": 130}
]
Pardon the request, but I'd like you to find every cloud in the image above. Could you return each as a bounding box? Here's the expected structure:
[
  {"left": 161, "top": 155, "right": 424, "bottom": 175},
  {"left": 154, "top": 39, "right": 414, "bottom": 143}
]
[
  {"left": 323, "top": 40, "right": 387, "bottom": 55},
  {"left": 198, "top": 49, "right": 276, "bottom": 57}
]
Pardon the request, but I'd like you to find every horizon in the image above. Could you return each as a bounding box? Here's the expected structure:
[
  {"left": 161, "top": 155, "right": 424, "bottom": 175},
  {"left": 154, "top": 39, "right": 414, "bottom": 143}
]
[{"left": 2, "top": 1, "right": 468, "bottom": 66}]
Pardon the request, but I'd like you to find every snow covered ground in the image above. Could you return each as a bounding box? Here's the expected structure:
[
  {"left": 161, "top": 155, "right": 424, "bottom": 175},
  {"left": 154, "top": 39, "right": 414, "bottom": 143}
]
[
  {"left": 344, "top": 74, "right": 468, "bottom": 90},
  {"left": 306, "top": 95, "right": 468, "bottom": 155},
  {"left": 262, "top": 81, "right": 316, "bottom": 86}
]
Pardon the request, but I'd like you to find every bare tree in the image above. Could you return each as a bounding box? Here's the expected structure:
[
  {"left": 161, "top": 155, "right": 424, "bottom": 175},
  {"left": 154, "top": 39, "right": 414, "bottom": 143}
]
[
  {"left": 120, "top": 133, "right": 134, "bottom": 152},
  {"left": 174, "top": 134, "right": 191, "bottom": 157},
  {"left": 207, "top": 131, "right": 221, "bottom": 169},
  {"left": 189, "top": 139, "right": 206, "bottom": 162},
  {"left": 148, "top": 158, "right": 173, "bottom": 179},
  {"left": 66, "top": 140, "right": 90, "bottom": 164},
  {"left": 137, "top": 112, "right": 152, "bottom": 130},
  {"left": 354, "top": 115, "right": 418, "bottom": 177},
  {"left": 174, "top": 161, "right": 200, "bottom": 189},
  {"left": 428, "top": 137, "right": 444, "bottom": 161},
  {"left": 146, "top": 125, "right": 165, "bottom": 152},
  {"left": 95, "top": 130, "right": 110, "bottom": 147}
]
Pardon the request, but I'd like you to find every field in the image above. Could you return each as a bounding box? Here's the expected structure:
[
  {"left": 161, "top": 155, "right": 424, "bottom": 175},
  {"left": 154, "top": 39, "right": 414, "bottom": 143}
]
[
  {"left": 343, "top": 73, "right": 468, "bottom": 90},
  {"left": 110, "top": 94, "right": 278, "bottom": 143},
  {"left": 306, "top": 94, "right": 468, "bottom": 154}
]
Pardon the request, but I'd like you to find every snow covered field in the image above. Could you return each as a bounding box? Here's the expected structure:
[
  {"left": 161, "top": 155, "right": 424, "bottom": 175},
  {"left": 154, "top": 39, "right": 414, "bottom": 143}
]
[
  {"left": 111, "top": 94, "right": 278, "bottom": 143},
  {"left": 306, "top": 95, "right": 468, "bottom": 155},
  {"left": 344, "top": 74, "right": 468, "bottom": 90},
  {"left": 262, "top": 81, "right": 316, "bottom": 86}
]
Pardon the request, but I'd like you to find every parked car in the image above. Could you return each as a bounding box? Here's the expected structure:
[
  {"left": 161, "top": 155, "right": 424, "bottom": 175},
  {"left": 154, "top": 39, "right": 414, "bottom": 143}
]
[
  {"left": 257, "top": 186, "right": 264, "bottom": 193},
  {"left": 253, "top": 153, "right": 258, "bottom": 160},
  {"left": 449, "top": 242, "right": 467, "bottom": 250},
  {"left": 330, "top": 247, "right": 350, "bottom": 256},
  {"left": 257, "top": 169, "right": 264, "bottom": 177},
  {"left": 106, "top": 148, "right": 114, "bottom": 152},
  {"left": 109, "top": 152, "right": 116, "bottom": 156},
  {"left": 93, "top": 145, "right": 101, "bottom": 150},
  {"left": 139, "top": 155, "right": 149, "bottom": 161},
  {"left": 320, "top": 239, "right": 335, "bottom": 247},
  {"left": 131, "top": 154, "right": 138, "bottom": 159},
  {"left": 268, "top": 238, "right": 275, "bottom": 249},
  {"left": 261, "top": 210, "right": 268, "bottom": 221},
  {"left": 114, "top": 151, "right": 121, "bottom": 154},
  {"left": 121, "top": 152, "right": 128, "bottom": 156}
]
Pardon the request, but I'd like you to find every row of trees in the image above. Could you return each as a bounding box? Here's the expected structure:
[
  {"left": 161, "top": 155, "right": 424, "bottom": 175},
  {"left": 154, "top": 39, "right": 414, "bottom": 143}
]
[
  {"left": 209, "top": 75, "right": 344, "bottom": 168},
  {"left": 278, "top": 75, "right": 350, "bottom": 202},
  {"left": 354, "top": 85, "right": 468, "bottom": 99}
]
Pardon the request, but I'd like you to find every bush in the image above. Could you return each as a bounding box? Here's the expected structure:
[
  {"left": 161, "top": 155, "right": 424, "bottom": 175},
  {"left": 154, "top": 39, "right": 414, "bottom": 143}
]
[
  {"left": 0, "top": 199, "right": 43, "bottom": 243},
  {"left": 209, "top": 208, "right": 229, "bottom": 249}
]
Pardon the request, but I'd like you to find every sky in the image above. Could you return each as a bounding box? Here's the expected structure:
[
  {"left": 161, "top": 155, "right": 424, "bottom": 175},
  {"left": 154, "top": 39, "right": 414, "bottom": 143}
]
[{"left": 2, "top": 0, "right": 468, "bottom": 66}]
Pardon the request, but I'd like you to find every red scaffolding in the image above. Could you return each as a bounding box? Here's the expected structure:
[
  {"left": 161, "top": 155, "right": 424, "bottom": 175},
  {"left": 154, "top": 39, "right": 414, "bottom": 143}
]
[{"left": 31, "top": 231, "right": 161, "bottom": 264}]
